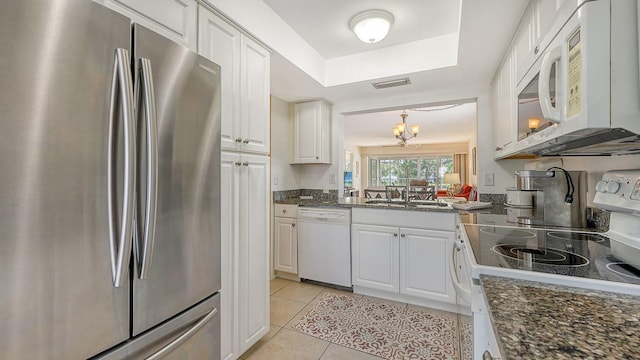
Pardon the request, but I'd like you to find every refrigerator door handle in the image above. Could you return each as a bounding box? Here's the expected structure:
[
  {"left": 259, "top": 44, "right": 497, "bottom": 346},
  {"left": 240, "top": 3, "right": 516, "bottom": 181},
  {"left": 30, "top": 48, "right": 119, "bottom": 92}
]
[
  {"left": 108, "top": 48, "right": 136, "bottom": 287},
  {"left": 136, "top": 57, "right": 158, "bottom": 280},
  {"left": 145, "top": 307, "right": 218, "bottom": 360}
]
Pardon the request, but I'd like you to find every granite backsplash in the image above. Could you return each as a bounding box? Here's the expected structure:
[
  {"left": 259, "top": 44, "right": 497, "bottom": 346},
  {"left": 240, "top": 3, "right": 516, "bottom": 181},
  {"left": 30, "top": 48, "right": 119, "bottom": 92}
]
[{"left": 273, "top": 189, "right": 339, "bottom": 201}]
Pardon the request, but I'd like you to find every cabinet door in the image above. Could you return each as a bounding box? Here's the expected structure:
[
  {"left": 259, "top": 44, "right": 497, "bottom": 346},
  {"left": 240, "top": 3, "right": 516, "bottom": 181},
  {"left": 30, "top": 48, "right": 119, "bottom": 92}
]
[
  {"left": 220, "top": 152, "right": 240, "bottom": 360},
  {"left": 198, "top": 8, "right": 241, "bottom": 151},
  {"left": 534, "top": 0, "right": 558, "bottom": 47},
  {"left": 274, "top": 217, "right": 298, "bottom": 274},
  {"left": 238, "top": 154, "right": 270, "bottom": 352},
  {"left": 399, "top": 228, "right": 456, "bottom": 304},
  {"left": 498, "top": 52, "right": 514, "bottom": 149},
  {"left": 514, "top": 4, "right": 536, "bottom": 86},
  {"left": 240, "top": 35, "right": 271, "bottom": 154},
  {"left": 100, "top": 0, "right": 197, "bottom": 50},
  {"left": 351, "top": 224, "right": 399, "bottom": 292},
  {"left": 491, "top": 72, "right": 502, "bottom": 153},
  {"left": 292, "top": 101, "right": 321, "bottom": 163}
]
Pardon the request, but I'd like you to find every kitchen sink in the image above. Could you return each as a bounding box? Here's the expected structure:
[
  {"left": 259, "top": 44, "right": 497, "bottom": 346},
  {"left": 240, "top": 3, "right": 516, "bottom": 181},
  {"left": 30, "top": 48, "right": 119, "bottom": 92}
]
[{"left": 364, "top": 199, "right": 451, "bottom": 208}]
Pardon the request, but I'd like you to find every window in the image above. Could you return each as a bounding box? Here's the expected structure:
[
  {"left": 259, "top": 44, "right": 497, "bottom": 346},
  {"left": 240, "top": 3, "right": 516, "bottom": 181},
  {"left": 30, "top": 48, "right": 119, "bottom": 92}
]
[{"left": 369, "top": 155, "right": 453, "bottom": 188}]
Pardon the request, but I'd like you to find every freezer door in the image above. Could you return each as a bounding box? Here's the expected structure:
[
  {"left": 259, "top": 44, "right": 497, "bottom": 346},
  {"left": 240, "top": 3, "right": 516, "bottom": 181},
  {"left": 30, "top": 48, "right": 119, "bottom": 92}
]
[
  {"left": 0, "top": 1, "right": 132, "bottom": 359},
  {"left": 94, "top": 293, "right": 221, "bottom": 360},
  {"left": 132, "top": 24, "right": 222, "bottom": 335}
]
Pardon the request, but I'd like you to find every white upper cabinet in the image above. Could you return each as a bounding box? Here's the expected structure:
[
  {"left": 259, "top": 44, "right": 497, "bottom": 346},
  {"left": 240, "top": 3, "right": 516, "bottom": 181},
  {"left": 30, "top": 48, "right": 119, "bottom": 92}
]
[
  {"left": 240, "top": 36, "right": 271, "bottom": 155},
  {"left": 492, "top": 51, "right": 516, "bottom": 159},
  {"left": 514, "top": 0, "right": 564, "bottom": 86},
  {"left": 198, "top": 7, "right": 271, "bottom": 154},
  {"left": 98, "top": 0, "right": 197, "bottom": 50},
  {"left": 198, "top": 11, "right": 240, "bottom": 152},
  {"left": 291, "top": 99, "right": 332, "bottom": 164}
]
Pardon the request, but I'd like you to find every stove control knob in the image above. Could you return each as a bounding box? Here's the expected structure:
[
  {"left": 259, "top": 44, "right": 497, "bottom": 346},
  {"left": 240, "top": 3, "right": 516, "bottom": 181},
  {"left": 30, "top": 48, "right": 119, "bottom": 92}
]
[
  {"left": 606, "top": 181, "right": 620, "bottom": 194},
  {"left": 595, "top": 180, "right": 607, "bottom": 193}
]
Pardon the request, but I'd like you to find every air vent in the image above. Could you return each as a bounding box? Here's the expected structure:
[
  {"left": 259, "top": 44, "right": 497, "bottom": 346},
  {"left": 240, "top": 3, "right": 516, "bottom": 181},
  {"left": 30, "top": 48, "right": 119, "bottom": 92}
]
[{"left": 372, "top": 77, "right": 411, "bottom": 89}]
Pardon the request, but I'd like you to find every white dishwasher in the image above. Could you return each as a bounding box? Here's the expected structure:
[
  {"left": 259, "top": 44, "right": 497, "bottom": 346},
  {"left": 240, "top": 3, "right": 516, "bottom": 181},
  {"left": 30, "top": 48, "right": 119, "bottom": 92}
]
[{"left": 297, "top": 207, "right": 352, "bottom": 288}]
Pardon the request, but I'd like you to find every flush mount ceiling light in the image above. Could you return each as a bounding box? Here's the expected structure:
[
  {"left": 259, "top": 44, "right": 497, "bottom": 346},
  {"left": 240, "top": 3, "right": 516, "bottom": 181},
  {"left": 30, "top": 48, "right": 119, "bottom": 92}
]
[{"left": 349, "top": 10, "right": 394, "bottom": 44}]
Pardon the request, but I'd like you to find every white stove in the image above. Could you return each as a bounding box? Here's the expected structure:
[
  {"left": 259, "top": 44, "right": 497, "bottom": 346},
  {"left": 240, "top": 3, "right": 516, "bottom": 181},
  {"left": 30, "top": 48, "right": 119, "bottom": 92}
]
[
  {"left": 459, "top": 170, "right": 640, "bottom": 296},
  {"left": 452, "top": 170, "right": 640, "bottom": 359}
]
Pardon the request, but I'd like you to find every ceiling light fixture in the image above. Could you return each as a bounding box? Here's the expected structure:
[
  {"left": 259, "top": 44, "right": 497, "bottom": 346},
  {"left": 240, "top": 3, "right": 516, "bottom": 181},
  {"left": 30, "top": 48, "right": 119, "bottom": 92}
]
[
  {"left": 349, "top": 10, "right": 394, "bottom": 44},
  {"left": 393, "top": 110, "right": 419, "bottom": 147}
]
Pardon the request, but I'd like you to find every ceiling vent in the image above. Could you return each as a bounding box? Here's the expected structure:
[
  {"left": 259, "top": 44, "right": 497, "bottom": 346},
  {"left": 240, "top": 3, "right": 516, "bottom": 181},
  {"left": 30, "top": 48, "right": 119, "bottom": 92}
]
[{"left": 372, "top": 77, "right": 411, "bottom": 89}]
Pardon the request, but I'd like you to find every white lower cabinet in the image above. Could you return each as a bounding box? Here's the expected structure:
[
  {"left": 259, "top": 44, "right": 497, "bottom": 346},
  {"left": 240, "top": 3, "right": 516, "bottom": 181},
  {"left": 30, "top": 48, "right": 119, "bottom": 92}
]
[
  {"left": 274, "top": 204, "right": 298, "bottom": 274},
  {"left": 351, "top": 209, "right": 458, "bottom": 310},
  {"left": 221, "top": 151, "right": 270, "bottom": 360},
  {"left": 399, "top": 228, "right": 456, "bottom": 303},
  {"left": 351, "top": 224, "right": 399, "bottom": 292}
]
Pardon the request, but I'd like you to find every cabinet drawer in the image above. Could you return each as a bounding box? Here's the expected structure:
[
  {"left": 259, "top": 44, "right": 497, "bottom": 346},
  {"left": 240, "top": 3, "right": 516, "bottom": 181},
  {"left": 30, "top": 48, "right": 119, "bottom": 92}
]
[{"left": 274, "top": 204, "right": 298, "bottom": 218}]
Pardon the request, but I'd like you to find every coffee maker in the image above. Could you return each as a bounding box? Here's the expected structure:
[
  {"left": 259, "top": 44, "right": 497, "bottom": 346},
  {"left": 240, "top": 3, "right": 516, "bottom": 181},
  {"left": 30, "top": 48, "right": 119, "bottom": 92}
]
[{"left": 511, "top": 168, "right": 587, "bottom": 228}]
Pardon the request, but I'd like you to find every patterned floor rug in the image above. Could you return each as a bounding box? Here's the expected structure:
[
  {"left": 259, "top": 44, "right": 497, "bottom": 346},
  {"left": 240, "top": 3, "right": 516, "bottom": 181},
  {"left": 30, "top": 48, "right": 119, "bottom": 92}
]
[{"left": 292, "top": 292, "right": 468, "bottom": 360}]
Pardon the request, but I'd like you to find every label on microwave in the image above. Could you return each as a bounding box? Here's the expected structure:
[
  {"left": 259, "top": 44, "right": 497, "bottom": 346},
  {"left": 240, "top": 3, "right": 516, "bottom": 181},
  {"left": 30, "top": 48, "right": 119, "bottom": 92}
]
[{"left": 567, "top": 28, "right": 582, "bottom": 118}]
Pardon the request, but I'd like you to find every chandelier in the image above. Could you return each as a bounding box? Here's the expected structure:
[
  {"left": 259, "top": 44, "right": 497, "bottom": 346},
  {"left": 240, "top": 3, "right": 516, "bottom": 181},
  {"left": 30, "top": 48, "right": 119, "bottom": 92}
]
[{"left": 392, "top": 110, "right": 419, "bottom": 147}]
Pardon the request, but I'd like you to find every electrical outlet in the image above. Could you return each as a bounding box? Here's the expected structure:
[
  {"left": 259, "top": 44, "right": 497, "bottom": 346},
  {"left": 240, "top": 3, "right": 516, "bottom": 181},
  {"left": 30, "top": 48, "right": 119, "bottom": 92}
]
[
  {"left": 273, "top": 175, "right": 279, "bottom": 186},
  {"left": 329, "top": 174, "right": 336, "bottom": 184},
  {"left": 484, "top": 172, "right": 495, "bottom": 186}
]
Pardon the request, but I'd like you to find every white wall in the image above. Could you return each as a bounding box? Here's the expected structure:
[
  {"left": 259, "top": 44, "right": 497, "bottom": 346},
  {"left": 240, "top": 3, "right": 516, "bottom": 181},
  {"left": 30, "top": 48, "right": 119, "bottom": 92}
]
[
  {"left": 344, "top": 144, "right": 362, "bottom": 193},
  {"left": 275, "top": 88, "right": 640, "bottom": 198},
  {"left": 337, "top": 85, "right": 529, "bottom": 196},
  {"left": 270, "top": 96, "right": 301, "bottom": 191}
]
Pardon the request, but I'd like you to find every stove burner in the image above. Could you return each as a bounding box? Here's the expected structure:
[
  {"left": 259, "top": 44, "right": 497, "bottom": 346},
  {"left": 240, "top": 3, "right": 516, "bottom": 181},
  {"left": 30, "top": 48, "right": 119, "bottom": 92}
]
[
  {"left": 546, "top": 231, "right": 607, "bottom": 243},
  {"left": 492, "top": 244, "right": 590, "bottom": 266},
  {"left": 480, "top": 227, "right": 536, "bottom": 238},
  {"left": 606, "top": 262, "right": 640, "bottom": 280}
]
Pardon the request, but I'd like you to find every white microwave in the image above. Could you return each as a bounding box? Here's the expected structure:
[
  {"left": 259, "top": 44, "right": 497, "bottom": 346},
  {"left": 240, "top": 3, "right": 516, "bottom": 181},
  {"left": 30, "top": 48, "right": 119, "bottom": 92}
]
[{"left": 513, "top": 0, "right": 640, "bottom": 156}]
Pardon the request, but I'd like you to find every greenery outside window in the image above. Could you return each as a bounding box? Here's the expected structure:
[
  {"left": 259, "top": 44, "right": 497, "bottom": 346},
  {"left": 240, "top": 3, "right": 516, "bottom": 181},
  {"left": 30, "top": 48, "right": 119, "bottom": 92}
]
[{"left": 370, "top": 156, "right": 454, "bottom": 189}]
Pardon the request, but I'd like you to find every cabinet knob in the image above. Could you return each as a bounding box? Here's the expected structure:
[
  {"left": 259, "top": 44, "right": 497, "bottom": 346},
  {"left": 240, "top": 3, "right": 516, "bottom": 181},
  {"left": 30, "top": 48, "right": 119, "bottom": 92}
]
[
  {"left": 234, "top": 162, "right": 241, "bottom": 166},
  {"left": 495, "top": 146, "right": 502, "bottom": 151},
  {"left": 534, "top": 45, "right": 539, "bottom": 55},
  {"left": 456, "top": 225, "right": 460, "bottom": 229},
  {"left": 242, "top": 161, "right": 249, "bottom": 166},
  {"left": 292, "top": 223, "right": 295, "bottom": 227},
  {"left": 282, "top": 209, "right": 287, "bottom": 214},
  {"left": 235, "top": 138, "right": 243, "bottom": 143},
  {"left": 315, "top": 156, "right": 319, "bottom": 160},
  {"left": 393, "top": 233, "right": 398, "bottom": 237},
  {"left": 243, "top": 139, "right": 250, "bottom": 144},
  {"left": 400, "top": 234, "right": 405, "bottom": 237}
]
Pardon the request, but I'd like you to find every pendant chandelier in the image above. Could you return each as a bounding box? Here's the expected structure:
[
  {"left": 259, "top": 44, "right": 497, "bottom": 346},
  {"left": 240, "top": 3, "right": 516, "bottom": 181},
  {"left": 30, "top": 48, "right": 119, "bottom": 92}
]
[{"left": 392, "top": 110, "right": 419, "bottom": 147}]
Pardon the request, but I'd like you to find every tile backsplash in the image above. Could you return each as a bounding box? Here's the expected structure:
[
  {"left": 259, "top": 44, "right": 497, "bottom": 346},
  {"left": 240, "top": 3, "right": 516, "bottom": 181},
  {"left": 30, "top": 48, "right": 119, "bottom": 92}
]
[{"left": 479, "top": 193, "right": 610, "bottom": 230}]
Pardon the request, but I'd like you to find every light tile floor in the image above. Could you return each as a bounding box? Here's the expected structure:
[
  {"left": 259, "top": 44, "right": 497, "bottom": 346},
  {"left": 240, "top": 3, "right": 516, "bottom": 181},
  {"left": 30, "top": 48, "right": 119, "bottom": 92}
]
[{"left": 239, "top": 278, "right": 471, "bottom": 360}]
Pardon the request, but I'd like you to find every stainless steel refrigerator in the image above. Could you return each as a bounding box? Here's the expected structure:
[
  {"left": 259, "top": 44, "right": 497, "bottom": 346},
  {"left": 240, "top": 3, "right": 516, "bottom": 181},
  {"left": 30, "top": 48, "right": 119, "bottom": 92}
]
[{"left": 0, "top": 1, "right": 221, "bottom": 359}]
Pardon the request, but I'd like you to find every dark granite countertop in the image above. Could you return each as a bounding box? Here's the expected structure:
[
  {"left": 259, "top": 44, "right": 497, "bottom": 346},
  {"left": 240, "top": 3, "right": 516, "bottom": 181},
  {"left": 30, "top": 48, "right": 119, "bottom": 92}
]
[
  {"left": 274, "top": 197, "right": 464, "bottom": 213},
  {"left": 480, "top": 275, "right": 640, "bottom": 360}
]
